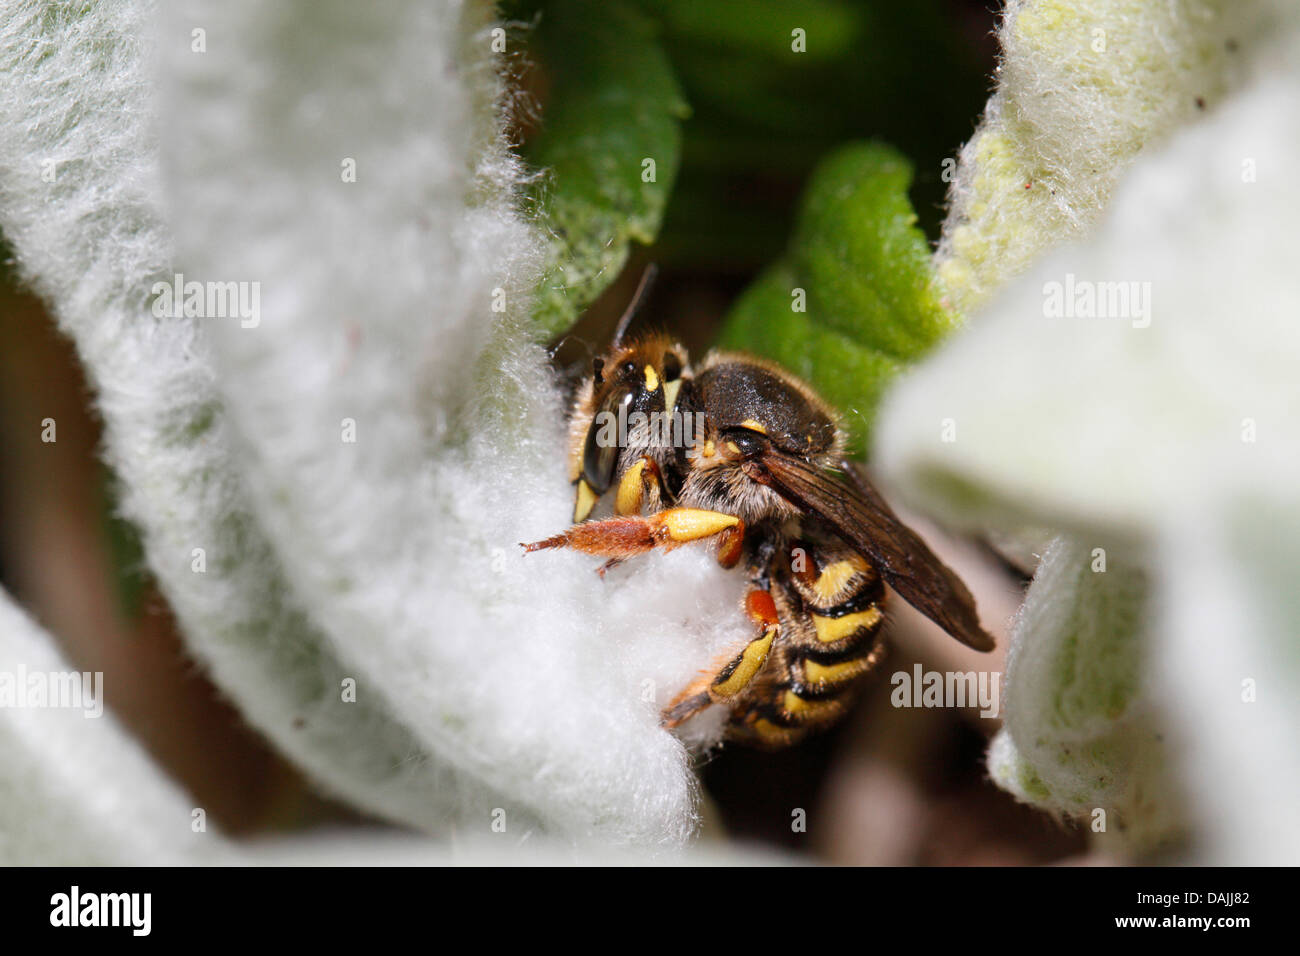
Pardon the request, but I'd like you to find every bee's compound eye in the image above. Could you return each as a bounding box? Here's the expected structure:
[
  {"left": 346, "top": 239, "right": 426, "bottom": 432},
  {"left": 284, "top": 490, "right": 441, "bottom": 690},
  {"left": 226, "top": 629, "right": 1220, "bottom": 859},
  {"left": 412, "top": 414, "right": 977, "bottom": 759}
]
[
  {"left": 725, "top": 427, "right": 767, "bottom": 459},
  {"left": 582, "top": 420, "right": 618, "bottom": 493},
  {"left": 582, "top": 388, "right": 633, "bottom": 492},
  {"left": 662, "top": 352, "right": 682, "bottom": 381}
]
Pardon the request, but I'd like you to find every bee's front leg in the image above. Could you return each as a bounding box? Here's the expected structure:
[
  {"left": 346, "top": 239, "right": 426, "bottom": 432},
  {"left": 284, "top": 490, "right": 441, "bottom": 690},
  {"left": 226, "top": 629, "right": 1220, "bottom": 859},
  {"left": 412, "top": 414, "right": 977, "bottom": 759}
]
[
  {"left": 661, "top": 588, "right": 780, "bottom": 728},
  {"left": 520, "top": 509, "right": 743, "bottom": 560},
  {"left": 612, "top": 455, "right": 665, "bottom": 516},
  {"left": 611, "top": 454, "right": 745, "bottom": 569}
]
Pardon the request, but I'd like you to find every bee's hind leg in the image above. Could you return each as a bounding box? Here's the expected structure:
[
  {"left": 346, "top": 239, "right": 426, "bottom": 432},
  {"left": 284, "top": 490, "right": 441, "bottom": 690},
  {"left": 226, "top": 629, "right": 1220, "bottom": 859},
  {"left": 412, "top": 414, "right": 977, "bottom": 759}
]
[{"left": 661, "top": 588, "right": 779, "bottom": 728}]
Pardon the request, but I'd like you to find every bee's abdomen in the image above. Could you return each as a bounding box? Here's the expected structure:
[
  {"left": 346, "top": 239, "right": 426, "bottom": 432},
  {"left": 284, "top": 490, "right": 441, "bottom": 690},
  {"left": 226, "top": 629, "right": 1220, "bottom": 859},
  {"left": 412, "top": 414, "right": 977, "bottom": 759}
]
[
  {"left": 790, "top": 547, "right": 883, "bottom": 616},
  {"left": 727, "top": 544, "right": 888, "bottom": 748}
]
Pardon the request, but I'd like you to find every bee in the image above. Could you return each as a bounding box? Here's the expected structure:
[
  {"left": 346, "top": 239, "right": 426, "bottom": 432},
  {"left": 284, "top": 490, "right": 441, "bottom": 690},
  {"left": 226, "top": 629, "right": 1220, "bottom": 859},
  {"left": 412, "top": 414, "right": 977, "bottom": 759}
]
[{"left": 522, "top": 274, "right": 995, "bottom": 748}]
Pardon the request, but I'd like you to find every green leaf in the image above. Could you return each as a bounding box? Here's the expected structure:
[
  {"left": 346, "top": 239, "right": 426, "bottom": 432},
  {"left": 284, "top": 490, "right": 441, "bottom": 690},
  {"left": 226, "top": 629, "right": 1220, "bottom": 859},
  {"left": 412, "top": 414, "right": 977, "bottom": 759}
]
[
  {"left": 523, "top": 0, "right": 689, "bottom": 338},
  {"left": 643, "top": 0, "right": 861, "bottom": 64},
  {"left": 716, "top": 142, "right": 957, "bottom": 454}
]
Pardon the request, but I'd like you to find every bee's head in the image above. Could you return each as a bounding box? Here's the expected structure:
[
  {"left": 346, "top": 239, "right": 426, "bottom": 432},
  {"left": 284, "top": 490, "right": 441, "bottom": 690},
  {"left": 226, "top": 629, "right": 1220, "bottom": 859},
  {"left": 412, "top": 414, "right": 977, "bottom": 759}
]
[{"left": 569, "top": 336, "right": 689, "bottom": 521}]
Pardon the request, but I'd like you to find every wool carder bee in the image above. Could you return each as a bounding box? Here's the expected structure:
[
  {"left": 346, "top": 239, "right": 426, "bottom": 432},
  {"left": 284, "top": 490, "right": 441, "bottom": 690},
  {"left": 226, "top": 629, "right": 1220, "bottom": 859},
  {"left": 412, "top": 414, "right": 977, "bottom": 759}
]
[{"left": 522, "top": 284, "right": 995, "bottom": 748}]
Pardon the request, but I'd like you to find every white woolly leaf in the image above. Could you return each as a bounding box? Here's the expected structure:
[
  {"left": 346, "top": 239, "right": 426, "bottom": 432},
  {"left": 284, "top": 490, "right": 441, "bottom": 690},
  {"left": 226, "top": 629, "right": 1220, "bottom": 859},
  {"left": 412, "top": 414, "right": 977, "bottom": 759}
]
[
  {"left": 157, "top": 0, "right": 749, "bottom": 846},
  {"left": 878, "top": 7, "right": 1300, "bottom": 861},
  {"left": 986, "top": 537, "right": 1182, "bottom": 852},
  {"left": 936, "top": 0, "right": 1287, "bottom": 313},
  {"left": 1150, "top": 500, "right": 1300, "bottom": 865},
  {"left": 0, "top": 0, "right": 515, "bottom": 838},
  {"left": 0, "top": 591, "right": 224, "bottom": 864}
]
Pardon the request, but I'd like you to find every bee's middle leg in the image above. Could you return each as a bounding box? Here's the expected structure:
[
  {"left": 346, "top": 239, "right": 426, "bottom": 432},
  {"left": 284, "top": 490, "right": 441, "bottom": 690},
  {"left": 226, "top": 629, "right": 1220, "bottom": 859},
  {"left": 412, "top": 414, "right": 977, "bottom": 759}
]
[{"left": 661, "top": 588, "right": 779, "bottom": 728}]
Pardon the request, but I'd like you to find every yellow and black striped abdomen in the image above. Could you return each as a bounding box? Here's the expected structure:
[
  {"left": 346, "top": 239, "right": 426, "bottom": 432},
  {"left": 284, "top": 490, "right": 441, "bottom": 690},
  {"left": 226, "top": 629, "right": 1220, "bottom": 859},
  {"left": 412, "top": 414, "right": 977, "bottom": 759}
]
[{"left": 728, "top": 542, "right": 887, "bottom": 748}]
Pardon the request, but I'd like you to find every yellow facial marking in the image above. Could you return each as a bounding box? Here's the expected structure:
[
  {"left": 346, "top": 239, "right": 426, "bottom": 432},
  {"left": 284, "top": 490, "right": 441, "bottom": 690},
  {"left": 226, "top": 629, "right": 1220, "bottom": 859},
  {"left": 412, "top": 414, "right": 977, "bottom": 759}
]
[
  {"left": 573, "top": 479, "right": 599, "bottom": 523},
  {"left": 739, "top": 419, "right": 767, "bottom": 434},
  {"left": 702, "top": 439, "right": 716, "bottom": 458},
  {"left": 711, "top": 630, "right": 775, "bottom": 698},
  {"left": 804, "top": 655, "right": 875, "bottom": 686},
  {"left": 812, "top": 558, "right": 870, "bottom": 605},
  {"left": 663, "top": 378, "right": 682, "bottom": 414},
  {"left": 725, "top": 441, "right": 741, "bottom": 455},
  {"left": 616, "top": 459, "right": 647, "bottom": 516},
  {"left": 644, "top": 365, "right": 659, "bottom": 392},
  {"left": 811, "top": 606, "right": 882, "bottom": 643},
  {"left": 662, "top": 508, "right": 739, "bottom": 542}
]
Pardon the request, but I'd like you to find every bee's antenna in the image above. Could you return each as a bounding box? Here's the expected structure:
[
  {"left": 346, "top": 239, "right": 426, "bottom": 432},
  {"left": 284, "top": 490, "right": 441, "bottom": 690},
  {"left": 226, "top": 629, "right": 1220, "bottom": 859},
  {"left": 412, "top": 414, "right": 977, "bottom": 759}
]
[
  {"left": 611, "top": 263, "right": 659, "bottom": 348},
  {"left": 547, "top": 333, "right": 592, "bottom": 362}
]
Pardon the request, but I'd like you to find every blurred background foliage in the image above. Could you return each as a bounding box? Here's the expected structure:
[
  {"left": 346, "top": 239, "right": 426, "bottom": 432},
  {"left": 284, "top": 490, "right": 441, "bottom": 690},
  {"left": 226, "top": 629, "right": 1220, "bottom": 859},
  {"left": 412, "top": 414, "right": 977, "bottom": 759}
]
[{"left": 642, "top": 0, "right": 990, "bottom": 260}]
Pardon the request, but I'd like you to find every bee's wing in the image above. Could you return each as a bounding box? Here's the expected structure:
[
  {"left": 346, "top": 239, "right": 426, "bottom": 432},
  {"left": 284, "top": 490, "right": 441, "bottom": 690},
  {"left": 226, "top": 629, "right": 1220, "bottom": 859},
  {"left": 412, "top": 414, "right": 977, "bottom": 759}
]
[{"left": 750, "top": 452, "right": 996, "bottom": 651}]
